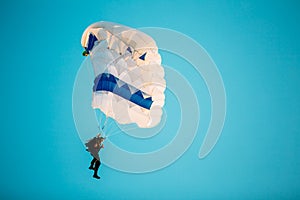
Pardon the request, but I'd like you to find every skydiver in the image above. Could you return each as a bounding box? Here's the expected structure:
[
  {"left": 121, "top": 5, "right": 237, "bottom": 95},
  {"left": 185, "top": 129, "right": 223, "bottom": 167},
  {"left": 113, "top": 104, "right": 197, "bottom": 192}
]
[{"left": 85, "top": 134, "right": 105, "bottom": 179}]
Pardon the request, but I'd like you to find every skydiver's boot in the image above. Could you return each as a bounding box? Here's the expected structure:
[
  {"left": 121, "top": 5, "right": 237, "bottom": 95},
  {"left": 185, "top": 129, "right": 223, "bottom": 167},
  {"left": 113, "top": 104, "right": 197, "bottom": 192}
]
[
  {"left": 93, "top": 174, "right": 100, "bottom": 179},
  {"left": 89, "top": 166, "right": 94, "bottom": 170},
  {"left": 89, "top": 157, "right": 97, "bottom": 170},
  {"left": 93, "top": 160, "right": 101, "bottom": 179}
]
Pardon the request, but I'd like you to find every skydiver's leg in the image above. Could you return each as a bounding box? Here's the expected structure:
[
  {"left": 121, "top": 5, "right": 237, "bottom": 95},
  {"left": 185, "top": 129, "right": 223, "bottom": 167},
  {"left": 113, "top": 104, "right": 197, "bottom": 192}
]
[
  {"left": 93, "top": 160, "right": 101, "bottom": 179},
  {"left": 89, "top": 157, "right": 97, "bottom": 170}
]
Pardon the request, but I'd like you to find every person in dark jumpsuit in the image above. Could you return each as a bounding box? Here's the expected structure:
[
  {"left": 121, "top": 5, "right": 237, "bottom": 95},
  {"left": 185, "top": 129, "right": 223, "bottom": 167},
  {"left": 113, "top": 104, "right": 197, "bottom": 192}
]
[{"left": 85, "top": 135, "right": 105, "bottom": 179}]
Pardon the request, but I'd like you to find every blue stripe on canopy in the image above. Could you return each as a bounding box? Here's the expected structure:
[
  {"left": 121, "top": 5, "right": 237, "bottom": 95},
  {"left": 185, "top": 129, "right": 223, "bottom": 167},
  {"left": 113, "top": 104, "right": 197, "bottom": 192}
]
[
  {"left": 85, "top": 33, "right": 98, "bottom": 53},
  {"left": 139, "top": 52, "right": 147, "bottom": 60},
  {"left": 93, "top": 73, "right": 153, "bottom": 110}
]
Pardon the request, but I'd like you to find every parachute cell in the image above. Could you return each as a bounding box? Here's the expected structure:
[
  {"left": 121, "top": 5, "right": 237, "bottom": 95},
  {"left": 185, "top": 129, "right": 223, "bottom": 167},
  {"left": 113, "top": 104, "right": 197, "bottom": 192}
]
[{"left": 81, "top": 21, "right": 166, "bottom": 128}]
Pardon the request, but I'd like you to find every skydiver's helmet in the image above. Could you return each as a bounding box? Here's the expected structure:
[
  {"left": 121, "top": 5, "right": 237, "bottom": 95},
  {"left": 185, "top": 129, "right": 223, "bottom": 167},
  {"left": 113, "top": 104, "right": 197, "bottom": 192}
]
[
  {"left": 82, "top": 50, "right": 89, "bottom": 56},
  {"left": 96, "top": 133, "right": 105, "bottom": 140}
]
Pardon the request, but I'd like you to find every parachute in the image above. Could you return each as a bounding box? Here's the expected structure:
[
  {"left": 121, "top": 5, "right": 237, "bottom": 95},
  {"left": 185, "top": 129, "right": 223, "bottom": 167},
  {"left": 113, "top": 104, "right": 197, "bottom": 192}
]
[{"left": 81, "top": 21, "right": 166, "bottom": 130}]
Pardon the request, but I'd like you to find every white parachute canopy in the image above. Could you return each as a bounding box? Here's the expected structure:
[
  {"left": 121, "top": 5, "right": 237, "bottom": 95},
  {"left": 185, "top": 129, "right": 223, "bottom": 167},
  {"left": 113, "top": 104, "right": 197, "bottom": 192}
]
[{"left": 81, "top": 21, "right": 166, "bottom": 128}]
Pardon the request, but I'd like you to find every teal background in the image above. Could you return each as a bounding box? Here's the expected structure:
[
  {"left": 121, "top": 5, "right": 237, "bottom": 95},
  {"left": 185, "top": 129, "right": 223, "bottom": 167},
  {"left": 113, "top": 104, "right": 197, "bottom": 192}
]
[{"left": 1, "top": 0, "right": 299, "bottom": 199}]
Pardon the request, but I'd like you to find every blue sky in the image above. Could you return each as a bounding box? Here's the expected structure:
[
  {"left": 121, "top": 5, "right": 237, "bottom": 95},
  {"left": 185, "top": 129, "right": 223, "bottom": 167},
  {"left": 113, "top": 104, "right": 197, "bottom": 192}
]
[{"left": 0, "top": 0, "right": 299, "bottom": 199}]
